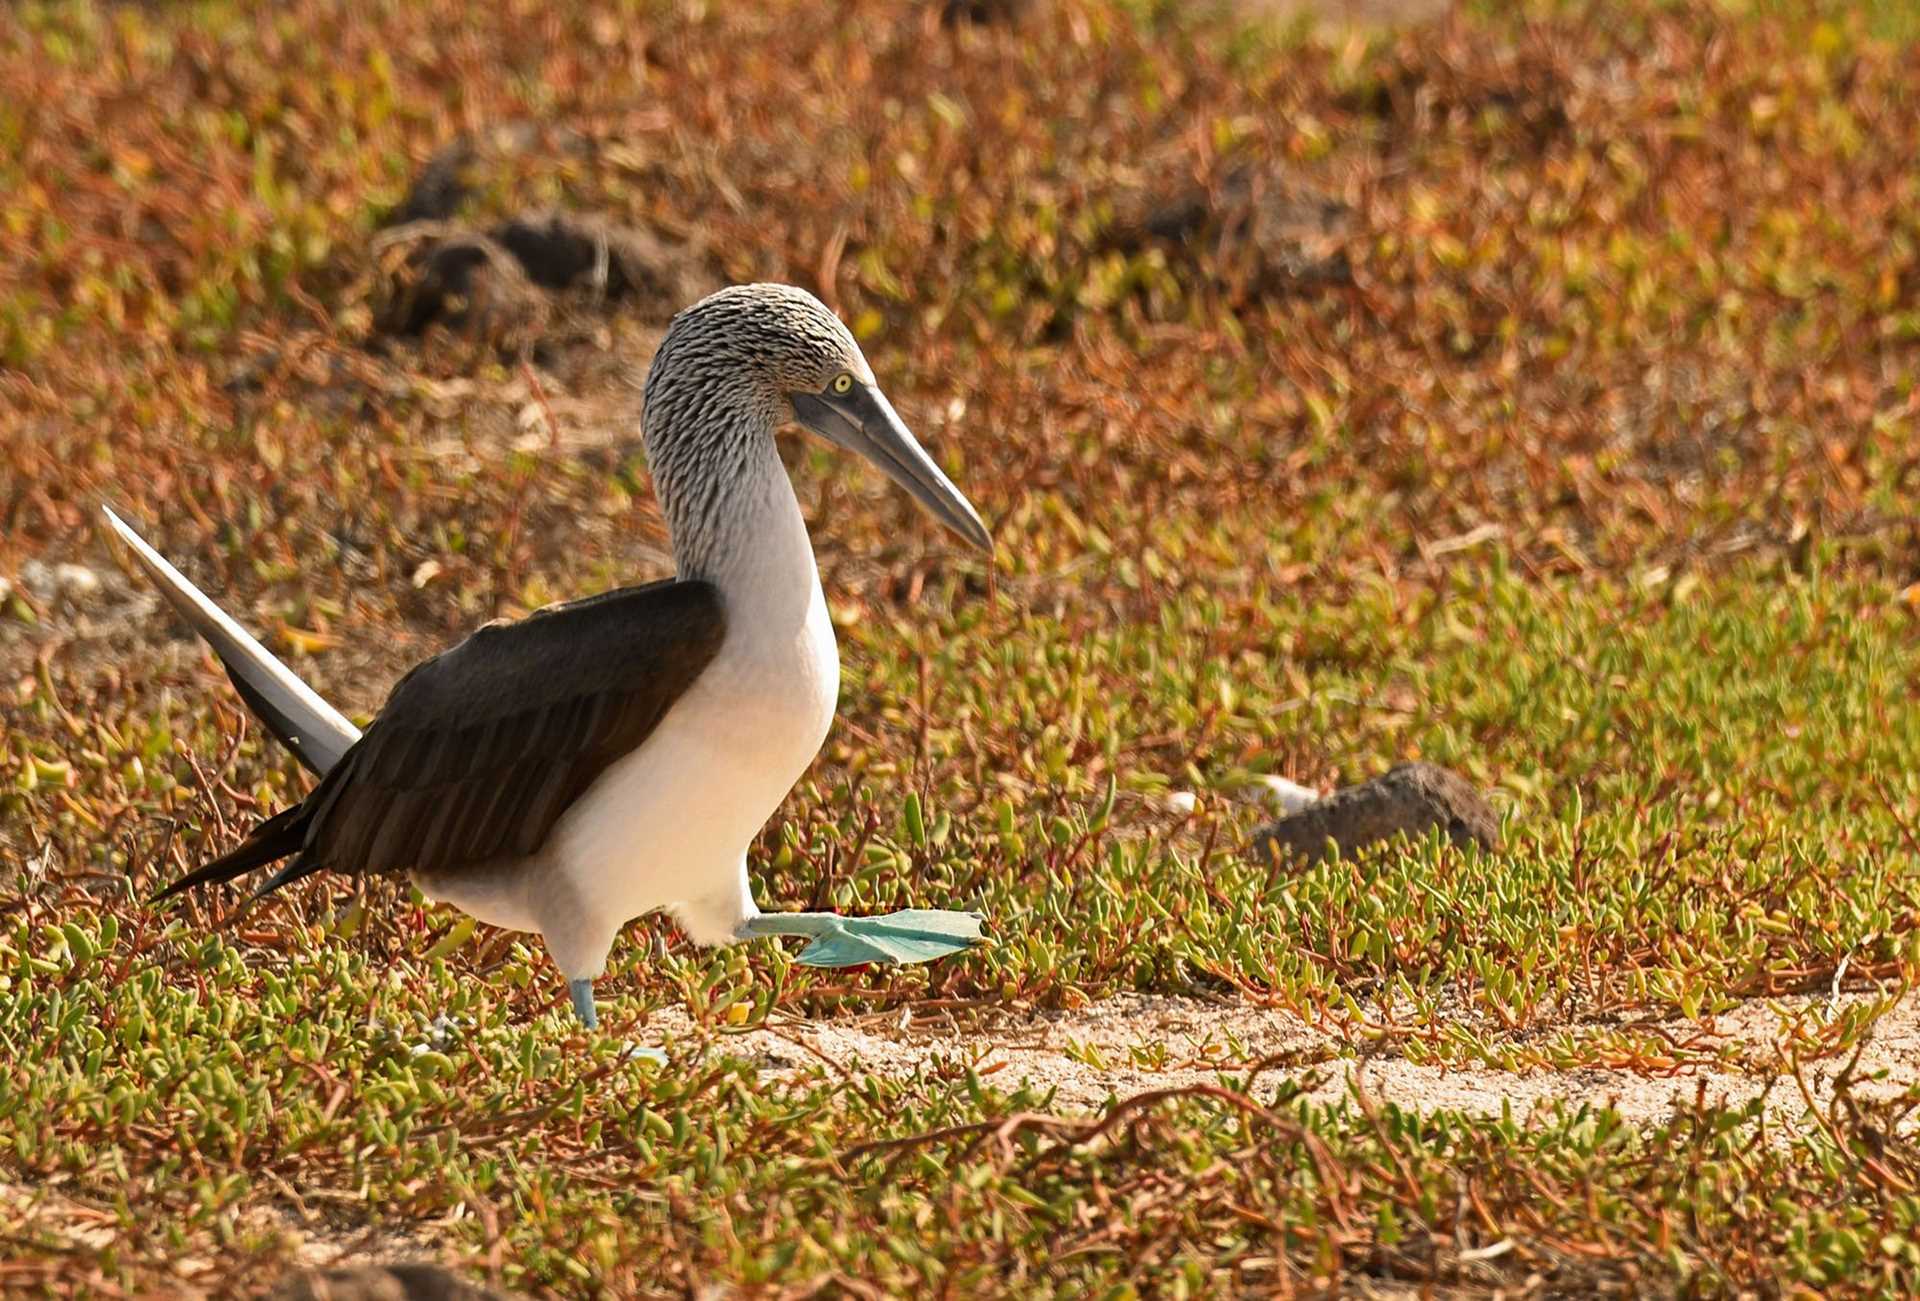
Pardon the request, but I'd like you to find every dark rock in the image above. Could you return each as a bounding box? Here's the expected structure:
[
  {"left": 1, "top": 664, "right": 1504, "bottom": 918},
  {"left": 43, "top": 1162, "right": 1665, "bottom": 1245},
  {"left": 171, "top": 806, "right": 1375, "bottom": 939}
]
[
  {"left": 368, "top": 211, "right": 713, "bottom": 355},
  {"left": 1249, "top": 762, "right": 1500, "bottom": 866},
  {"left": 1337, "top": 40, "right": 1572, "bottom": 151},
  {"left": 941, "top": 0, "right": 1035, "bottom": 25},
  {"left": 367, "top": 133, "right": 715, "bottom": 361},
  {"left": 270, "top": 1264, "right": 520, "bottom": 1301},
  {"left": 1107, "top": 163, "right": 1353, "bottom": 298},
  {"left": 488, "top": 212, "right": 717, "bottom": 320},
  {"left": 382, "top": 124, "right": 590, "bottom": 228},
  {"left": 385, "top": 139, "right": 479, "bottom": 227},
  {"left": 371, "top": 224, "right": 549, "bottom": 352}
]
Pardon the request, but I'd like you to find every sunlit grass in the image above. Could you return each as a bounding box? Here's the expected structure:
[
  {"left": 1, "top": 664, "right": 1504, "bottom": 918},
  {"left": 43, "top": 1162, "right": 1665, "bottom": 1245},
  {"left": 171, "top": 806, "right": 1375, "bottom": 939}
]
[{"left": 6, "top": 0, "right": 1920, "bottom": 1292}]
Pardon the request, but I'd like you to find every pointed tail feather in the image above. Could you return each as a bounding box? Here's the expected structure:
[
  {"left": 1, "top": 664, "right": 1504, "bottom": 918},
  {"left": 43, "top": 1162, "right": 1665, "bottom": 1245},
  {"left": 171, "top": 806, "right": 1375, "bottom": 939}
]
[
  {"left": 101, "top": 505, "right": 361, "bottom": 776},
  {"left": 246, "top": 854, "right": 329, "bottom": 903},
  {"left": 154, "top": 805, "right": 307, "bottom": 901}
]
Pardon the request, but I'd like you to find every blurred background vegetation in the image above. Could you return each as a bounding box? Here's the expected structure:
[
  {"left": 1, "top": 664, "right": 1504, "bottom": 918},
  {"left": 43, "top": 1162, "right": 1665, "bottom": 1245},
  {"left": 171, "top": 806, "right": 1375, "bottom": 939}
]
[{"left": 4, "top": 0, "right": 1920, "bottom": 1295}]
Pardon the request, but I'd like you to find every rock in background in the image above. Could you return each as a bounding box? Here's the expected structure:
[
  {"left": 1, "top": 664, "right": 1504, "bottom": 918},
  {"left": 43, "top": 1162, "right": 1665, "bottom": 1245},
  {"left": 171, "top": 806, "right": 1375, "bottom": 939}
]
[
  {"left": 1249, "top": 762, "right": 1500, "bottom": 866},
  {"left": 270, "top": 1263, "right": 520, "bottom": 1301},
  {"left": 1104, "top": 162, "right": 1354, "bottom": 301}
]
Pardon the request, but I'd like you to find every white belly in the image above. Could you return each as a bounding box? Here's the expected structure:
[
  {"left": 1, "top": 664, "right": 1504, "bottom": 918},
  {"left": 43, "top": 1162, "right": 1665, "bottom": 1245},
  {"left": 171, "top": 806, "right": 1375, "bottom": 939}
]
[
  {"left": 544, "top": 581, "right": 838, "bottom": 946},
  {"left": 413, "top": 443, "right": 842, "bottom": 980}
]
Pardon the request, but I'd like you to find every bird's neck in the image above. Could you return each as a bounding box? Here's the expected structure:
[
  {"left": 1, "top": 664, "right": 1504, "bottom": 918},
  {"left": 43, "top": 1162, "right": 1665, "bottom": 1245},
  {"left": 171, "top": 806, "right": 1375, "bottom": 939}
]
[{"left": 656, "top": 424, "right": 822, "bottom": 636}]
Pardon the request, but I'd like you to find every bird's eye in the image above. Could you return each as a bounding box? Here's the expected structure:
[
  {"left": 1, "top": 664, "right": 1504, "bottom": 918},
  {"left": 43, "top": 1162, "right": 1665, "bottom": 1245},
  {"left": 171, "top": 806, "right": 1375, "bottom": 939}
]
[{"left": 830, "top": 373, "right": 855, "bottom": 395}]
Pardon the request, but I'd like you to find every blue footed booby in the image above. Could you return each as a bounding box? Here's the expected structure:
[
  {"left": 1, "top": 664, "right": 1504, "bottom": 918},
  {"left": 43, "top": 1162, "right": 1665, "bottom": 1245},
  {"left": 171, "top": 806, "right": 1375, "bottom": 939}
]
[{"left": 108, "top": 283, "right": 991, "bottom": 1030}]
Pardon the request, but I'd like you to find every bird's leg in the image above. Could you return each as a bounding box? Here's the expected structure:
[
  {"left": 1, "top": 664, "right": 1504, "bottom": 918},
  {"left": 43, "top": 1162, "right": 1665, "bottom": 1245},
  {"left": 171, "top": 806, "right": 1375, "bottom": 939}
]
[
  {"left": 737, "top": 913, "right": 845, "bottom": 940},
  {"left": 737, "top": 909, "right": 985, "bottom": 967},
  {"left": 564, "top": 976, "right": 667, "bottom": 1062},
  {"left": 569, "top": 978, "right": 599, "bottom": 1030}
]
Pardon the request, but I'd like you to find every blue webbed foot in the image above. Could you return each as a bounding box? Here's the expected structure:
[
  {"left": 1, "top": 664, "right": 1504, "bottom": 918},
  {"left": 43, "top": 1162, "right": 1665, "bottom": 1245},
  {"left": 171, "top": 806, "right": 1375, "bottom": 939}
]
[{"left": 740, "top": 909, "right": 986, "bottom": 968}]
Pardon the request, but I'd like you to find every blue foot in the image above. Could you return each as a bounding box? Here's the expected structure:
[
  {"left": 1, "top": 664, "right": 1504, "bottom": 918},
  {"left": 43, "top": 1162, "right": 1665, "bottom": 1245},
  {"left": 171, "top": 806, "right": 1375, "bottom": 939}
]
[
  {"left": 569, "top": 978, "right": 599, "bottom": 1030},
  {"left": 740, "top": 909, "right": 986, "bottom": 968},
  {"left": 567, "top": 979, "right": 666, "bottom": 1063}
]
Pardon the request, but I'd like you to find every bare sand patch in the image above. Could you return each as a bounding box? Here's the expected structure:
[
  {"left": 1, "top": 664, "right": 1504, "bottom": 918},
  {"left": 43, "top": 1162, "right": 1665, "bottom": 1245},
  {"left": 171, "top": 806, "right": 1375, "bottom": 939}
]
[
  {"left": 661, "top": 988, "right": 1920, "bottom": 1133},
  {"left": 11, "top": 991, "right": 1910, "bottom": 1293}
]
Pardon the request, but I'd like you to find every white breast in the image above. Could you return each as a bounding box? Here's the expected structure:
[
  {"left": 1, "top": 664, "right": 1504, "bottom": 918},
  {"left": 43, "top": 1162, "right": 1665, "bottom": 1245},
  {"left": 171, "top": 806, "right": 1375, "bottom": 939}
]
[
  {"left": 519, "top": 443, "right": 840, "bottom": 974},
  {"left": 412, "top": 438, "right": 844, "bottom": 980},
  {"left": 547, "top": 578, "right": 838, "bottom": 937}
]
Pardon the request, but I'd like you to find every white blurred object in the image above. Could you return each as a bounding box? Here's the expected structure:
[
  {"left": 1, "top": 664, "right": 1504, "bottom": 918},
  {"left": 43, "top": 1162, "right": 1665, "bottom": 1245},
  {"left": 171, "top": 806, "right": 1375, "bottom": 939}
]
[
  {"left": 1157, "top": 790, "right": 1199, "bottom": 817},
  {"left": 1242, "top": 775, "right": 1324, "bottom": 814},
  {"left": 17, "top": 559, "right": 103, "bottom": 603}
]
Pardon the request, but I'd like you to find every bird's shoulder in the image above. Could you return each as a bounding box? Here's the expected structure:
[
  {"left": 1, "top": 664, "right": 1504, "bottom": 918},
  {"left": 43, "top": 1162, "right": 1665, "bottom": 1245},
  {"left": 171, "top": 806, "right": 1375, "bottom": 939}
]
[
  {"left": 380, "top": 577, "right": 728, "bottom": 725},
  {"left": 288, "top": 577, "right": 730, "bottom": 877}
]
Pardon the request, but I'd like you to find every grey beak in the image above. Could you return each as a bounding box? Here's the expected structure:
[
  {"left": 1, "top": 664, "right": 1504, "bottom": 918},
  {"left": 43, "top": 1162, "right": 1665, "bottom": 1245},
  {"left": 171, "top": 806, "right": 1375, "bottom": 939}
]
[{"left": 792, "top": 384, "right": 993, "bottom": 555}]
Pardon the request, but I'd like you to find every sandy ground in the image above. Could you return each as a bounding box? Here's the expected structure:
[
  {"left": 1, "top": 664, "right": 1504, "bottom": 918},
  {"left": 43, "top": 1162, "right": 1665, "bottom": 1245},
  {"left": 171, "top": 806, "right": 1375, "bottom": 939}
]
[
  {"left": 7, "top": 987, "right": 1912, "bottom": 1293},
  {"left": 657, "top": 986, "right": 1920, "bottom": 1132}
]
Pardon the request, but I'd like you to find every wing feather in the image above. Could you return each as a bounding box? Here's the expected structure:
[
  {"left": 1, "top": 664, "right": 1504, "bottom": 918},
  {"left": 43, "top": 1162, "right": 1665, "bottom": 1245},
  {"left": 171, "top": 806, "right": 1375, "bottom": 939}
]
[{"left": 161, "top": 578, "right": 728, "bottom": 898}]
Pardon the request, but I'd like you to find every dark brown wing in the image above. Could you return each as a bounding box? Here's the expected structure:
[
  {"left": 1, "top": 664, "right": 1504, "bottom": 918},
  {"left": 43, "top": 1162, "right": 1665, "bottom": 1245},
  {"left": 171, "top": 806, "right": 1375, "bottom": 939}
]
[{"left": 159, "top": 578, "right": 726, "bottom": 899}]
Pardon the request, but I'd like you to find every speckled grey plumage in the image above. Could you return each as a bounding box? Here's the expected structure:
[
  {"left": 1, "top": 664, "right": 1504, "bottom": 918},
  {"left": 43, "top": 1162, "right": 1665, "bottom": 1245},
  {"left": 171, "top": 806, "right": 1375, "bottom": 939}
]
[{"left": 643, "top": 284, "right": 868, "bottom": 578}]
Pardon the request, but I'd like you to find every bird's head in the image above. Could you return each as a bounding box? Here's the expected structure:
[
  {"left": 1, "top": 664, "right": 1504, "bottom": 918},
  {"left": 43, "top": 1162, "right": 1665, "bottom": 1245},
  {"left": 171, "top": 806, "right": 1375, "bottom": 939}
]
[{"left": 644, "top": 283, "right": 993, "bottom": 555}]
